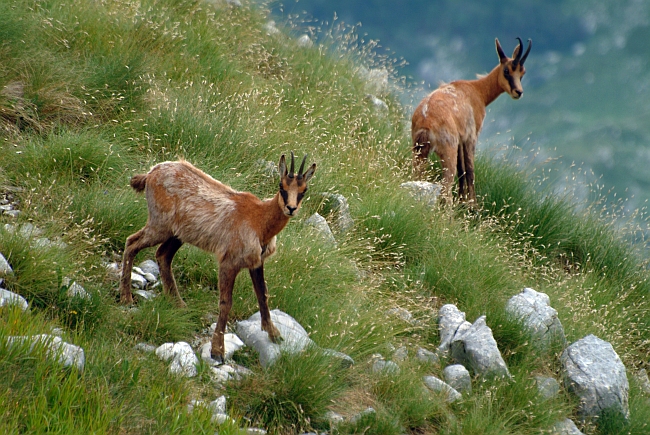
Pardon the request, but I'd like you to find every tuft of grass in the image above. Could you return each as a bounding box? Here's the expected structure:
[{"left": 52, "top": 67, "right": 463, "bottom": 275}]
[{"left": 227, "top": 347, "right": 348, "bottom": 434}]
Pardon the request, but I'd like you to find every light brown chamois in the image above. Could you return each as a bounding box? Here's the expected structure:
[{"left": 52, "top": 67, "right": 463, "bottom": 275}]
[
  {"left": 412, "top": 37, "right": 532, "bottom": 203},
  {"left": 119, "top": 153, "right": 316, "bottom": 362}
]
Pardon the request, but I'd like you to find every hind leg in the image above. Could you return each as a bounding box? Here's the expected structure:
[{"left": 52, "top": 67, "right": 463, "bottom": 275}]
[
  {"left": 156, "top": 236, "right": 185, "bottom": 307},
  {"left": 120, "top": 227, "right": 165, "bottom": 304},
  {"left": 462, "top": 141, "right": 477, "bottom": 204}
]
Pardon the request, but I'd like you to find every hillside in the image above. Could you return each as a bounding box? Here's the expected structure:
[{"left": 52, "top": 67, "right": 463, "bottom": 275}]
[
  {"left": 1, "top": 1, "right": 649, "bottom": 434},
  {"left": 275, "top": 0, "right": 650, "bottom": 211}
]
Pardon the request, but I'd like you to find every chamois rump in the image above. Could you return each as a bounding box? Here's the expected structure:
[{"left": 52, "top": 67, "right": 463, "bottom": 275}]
[
  {"left": 412, "top": 37, "right": 532, "bottom": 203},
  {"left": 119, "top": 153, "right": 316, "bottom": 362}
]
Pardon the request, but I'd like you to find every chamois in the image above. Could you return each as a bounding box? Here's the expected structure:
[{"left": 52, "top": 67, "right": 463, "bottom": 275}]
[
  {"left": 119, "top": 153, "right": 316, "bottom": 362},
  {"left": 412, "top": 37, "right": 532, "bottom": 203}
]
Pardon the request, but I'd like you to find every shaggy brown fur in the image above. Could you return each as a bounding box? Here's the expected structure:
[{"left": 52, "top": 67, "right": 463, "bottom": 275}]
[
  {"left": 412, "top": 37, "right": 531, "bottom": 203},
  {"left": 119, "top": 153, "right": 316, "bottom": 362}
]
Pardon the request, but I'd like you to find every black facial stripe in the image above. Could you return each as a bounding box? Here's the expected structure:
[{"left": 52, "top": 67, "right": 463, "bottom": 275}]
[
  {"left": 506, "top": 70, "right": 517, "bottom": 91},
  {"left": 280, "top": 187, "right": 289, "bottom": 203}
]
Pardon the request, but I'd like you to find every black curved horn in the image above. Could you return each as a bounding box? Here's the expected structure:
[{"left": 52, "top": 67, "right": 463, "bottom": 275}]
[
  {"left": 298, "top": 154, "right": 307, "bottom": 177},
  {"left": 513, "top": 37, "right": 524, "bottom": 66},
  {"left": 520, "top": 39, "right": 532, "bottom": 66},
  {"left": 289, "top": 151, "right": 295, "bottom": 177}
]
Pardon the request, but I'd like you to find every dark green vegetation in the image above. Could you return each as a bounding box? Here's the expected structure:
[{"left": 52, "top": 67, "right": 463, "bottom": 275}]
[{"left": 1, "top": 1, "right": 648, "bottom": 434}]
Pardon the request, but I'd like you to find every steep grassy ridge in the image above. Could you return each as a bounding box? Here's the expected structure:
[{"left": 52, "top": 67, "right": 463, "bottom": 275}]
[{"left": 1, "top": 1, "right": 648, "bottom": 434}]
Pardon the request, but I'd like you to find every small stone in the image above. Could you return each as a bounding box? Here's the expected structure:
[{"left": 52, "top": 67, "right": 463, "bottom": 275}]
[
  {"left": 138, "top": 260, "right": 160, "bottom": 279},
  {"left": 0, "top": 253, "right": 13, "bottom": 275},
  {"left": 134, "top": 343, "right": 157, "bottom": 353},
  {"left": 443, "top": 364, "right": 472, "bottom": 394},
  {"left": 134, "top": 289, "right": 156, "bottom": 300},
  {"left": 372, "top": 359, "right": 400, "bottom": 374},
  {"left": 0, "top": 288, "right": 28, "bottom": 311},
  {"left": 325, "top": 410, "right": 344, "bottom": 424},
  {"left": 350, "top": 407, "right": 376, "bottom": 423},
  {"left": 297, "top": 34, "right": 313, "bottom": 48},
  {"left": 552, "top": 418, "right": 584, "bottom": 435},
  {"left": 392, "top": 346, "right": 408, "bottom": 362},
  {"left": 305, "top": 213, "right": 337, "bottom": 245},
  {"left": 416, "top": 347, "right": 439, "bottom": 364},
  {"left": 423, "top": 375, "right": 462, "bottom": 402},
  {"left": 535, "top": 376, "right": 560, "bottom": 400},
  {"left": 130, "top": 273, "right": 148, "bottom": 289}
]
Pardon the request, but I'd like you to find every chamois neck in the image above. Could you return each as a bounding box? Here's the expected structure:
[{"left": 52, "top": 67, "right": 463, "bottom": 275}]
[
  {"left": 260, "top": 192, "right": 291, "bottom": 240},
  {"left": 470, "top": 65, "right": 504, "bottom": 107}
]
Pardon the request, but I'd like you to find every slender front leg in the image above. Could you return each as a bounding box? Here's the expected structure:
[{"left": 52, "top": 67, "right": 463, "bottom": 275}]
[
  {"left": 155, "top": 237, "right": 185, "bottom": 307},
  {"left": 211, "top": 266, "right": 239, "bottom": 362},
  {"left": 249, "top": 264, "right": 282, "bottom": 343}
]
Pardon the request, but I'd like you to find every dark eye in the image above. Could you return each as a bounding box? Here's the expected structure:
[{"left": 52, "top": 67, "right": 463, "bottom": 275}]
[{"left": 503, "top": 68, "right": 510, "bottom": 76}]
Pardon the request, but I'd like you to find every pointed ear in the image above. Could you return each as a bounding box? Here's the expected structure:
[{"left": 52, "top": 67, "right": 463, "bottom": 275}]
[
  {"left": 278, "top": 154, "right": 287, "bottom": 177},
  {"left": 302, "top": 163, "right": 316, "bottom": 183},
  {"left": 495, "top": 38, "right": 507, "bottom": 63},
  {"left": 511, "top": 44, "right": 522, "bottom": 60}
]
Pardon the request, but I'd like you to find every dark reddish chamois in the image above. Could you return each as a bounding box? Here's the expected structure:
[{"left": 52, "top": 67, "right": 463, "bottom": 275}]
[
  {"left": 412, "top": 37, "right": 531, "bottom": 203},
  {"left": 119, "top": 153, "right": 316, "bottom": 362}
]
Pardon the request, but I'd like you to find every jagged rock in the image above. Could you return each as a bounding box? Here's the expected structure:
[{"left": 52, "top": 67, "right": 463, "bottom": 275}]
[
  {"left": 552, "top": 418, "right": 584, "bottom": 435},
  {"left": 236, "top": 309, "right": 313, "bottom": 367},
  {"left": 450, "top": 315, "right": 510, "bottom": 379},
  {"left": 535, "top": 376, "right": 560, "bottom": 400},
  {"left": 506, "top": 288, "right": 566, "bottom": 348},
  {"left": 305, "top": 213, "right": 337, "bottom": 245},
  {"left": 386, "top": 307, "right": 413, "bottom": 323},
  {"left": 423, "top": 375, "right": 462, "bottom": 402},
  {"left": 297, "top": 34, "right": 313, "bottom": 48},
  {"left": 0, "top": 253, "right": 13, "bottom": 275},
  {"left": 443, "top": 364, "right": 472, "bottom": 394},
  {"left": 350, "top": 407, "right": 376, "bottom": 423},
  {"left": 155, "top": 342, "right": 198, "bottom": 377},
  {"left": 416, "top": 347, "right": 439, "bottom": 365},
  {"left": 321, "top": 193, "right": 354, "bottom": 234},
  {"left": 62, "top": 277, "right": 90, "bottom": 300},
  {"left": 438, "top": 304, "right": 471, "bottom": 353},
  {"left": 400, "top": 181, "right": 442, "bottom": 208},
  {"left": 0, "top": 288, "right": 28, "bottom": 311},
  {"left": 560, "top": 334, "right": 629, "bottom": 421},
  {"left": 7, "top": 334, "right": 84, "bottom": 370},
  {"left": 134, "top": 342, "right": 156, "bottom": 353},
  {"left": 200, "top": 332, "right": 245, "bottom": 364}
]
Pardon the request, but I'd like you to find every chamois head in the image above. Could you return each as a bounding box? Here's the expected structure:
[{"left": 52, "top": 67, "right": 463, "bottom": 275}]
[
  {"left": 495, "top": 37, "right": 532, "bottom": 100},
  {"left": 277, "top": 152, "right": 316, "bottom": 217}
]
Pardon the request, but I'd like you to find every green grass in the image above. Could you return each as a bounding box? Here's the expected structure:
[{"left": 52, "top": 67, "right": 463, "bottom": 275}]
[{"left": 1, "top": 0, "right": 649, "bottom": 434}]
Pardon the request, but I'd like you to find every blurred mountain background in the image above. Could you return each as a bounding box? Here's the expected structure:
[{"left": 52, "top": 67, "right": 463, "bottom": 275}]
[{"left": 271, "top": 0, "right": 650, "bottom": 213}]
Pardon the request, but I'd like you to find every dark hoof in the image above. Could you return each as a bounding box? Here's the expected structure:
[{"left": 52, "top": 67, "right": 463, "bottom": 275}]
[
  {"left": 211, "top": 353, "right": 224, "bottom": 365},
  {"left": 270, "top": 333, "right": 284, "bottom": 344}
]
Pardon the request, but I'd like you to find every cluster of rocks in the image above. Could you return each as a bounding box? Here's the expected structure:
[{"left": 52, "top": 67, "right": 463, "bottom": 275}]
[
  {"left": 105, "top": 259, "right": 161, "bottom": 300},
  {"left": 0, "top": 187, "right": 22, "bottom": 218},
  {"left": 3, "top": 222, "right": 67, "bottom": 250}
]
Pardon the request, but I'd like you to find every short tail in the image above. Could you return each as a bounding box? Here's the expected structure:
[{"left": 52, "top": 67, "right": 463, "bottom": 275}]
[{"left": 130, "top": 174, "right": 147, "bottom": 193}]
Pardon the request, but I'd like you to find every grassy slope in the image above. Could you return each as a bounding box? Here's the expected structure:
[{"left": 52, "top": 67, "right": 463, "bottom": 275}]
[{"left": 0, "top": 1, "right": 648, "bottom": 434}]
